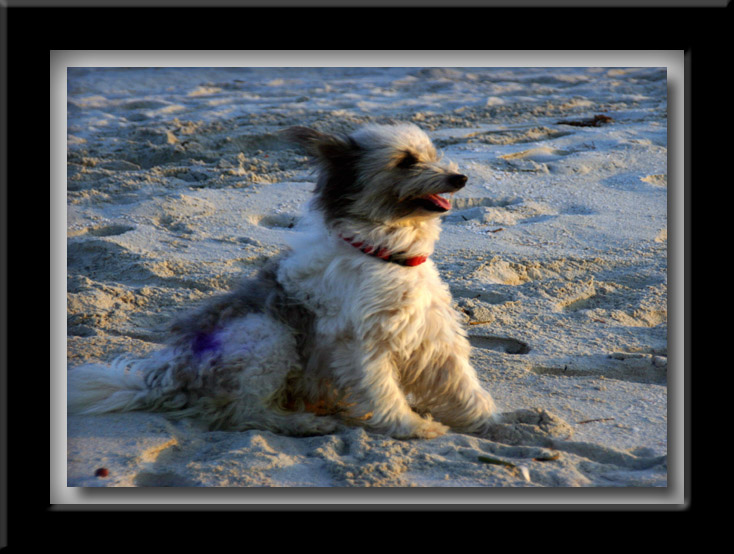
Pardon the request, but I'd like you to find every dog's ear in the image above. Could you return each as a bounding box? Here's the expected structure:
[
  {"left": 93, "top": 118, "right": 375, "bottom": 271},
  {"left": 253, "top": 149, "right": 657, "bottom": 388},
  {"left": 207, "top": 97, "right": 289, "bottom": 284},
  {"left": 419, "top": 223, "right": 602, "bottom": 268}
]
[
  {"left": 282, "top": 126, "right": 358, "bottom": 167},
  {"left": 283, "top": 126, "right": 363, "bottom": 222},
  {"left": 281, "top": 126, "right": 325, "bottom": 153}
]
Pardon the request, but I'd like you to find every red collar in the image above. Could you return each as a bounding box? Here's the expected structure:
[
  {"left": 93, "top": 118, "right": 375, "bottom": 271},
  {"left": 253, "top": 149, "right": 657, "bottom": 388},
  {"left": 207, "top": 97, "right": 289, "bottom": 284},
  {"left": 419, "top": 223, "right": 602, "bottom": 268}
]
[{"left": 339, "top": 235, "right": 428, "bottom": 267}]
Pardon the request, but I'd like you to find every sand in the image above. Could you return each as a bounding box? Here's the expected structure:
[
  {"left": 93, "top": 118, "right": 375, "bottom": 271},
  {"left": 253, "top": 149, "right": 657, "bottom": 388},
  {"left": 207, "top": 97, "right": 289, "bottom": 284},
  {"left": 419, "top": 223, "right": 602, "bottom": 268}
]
[{"left": 63, "top": 66, "right": 670, "bottom": 490}]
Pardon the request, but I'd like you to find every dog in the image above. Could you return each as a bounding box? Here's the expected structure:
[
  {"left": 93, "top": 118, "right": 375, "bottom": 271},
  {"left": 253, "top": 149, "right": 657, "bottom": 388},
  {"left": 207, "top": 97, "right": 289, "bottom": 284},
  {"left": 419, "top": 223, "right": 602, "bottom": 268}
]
[{"left": 68, "top": 123, "right": 499, "bottom": 439}]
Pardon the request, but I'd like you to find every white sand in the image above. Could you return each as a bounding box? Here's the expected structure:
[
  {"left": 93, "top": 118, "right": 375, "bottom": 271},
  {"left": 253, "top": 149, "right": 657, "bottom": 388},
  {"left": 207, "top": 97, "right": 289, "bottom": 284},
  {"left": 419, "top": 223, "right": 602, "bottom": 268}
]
[{"left": 64, "top": 66, "right": 669, "bottom": 489}]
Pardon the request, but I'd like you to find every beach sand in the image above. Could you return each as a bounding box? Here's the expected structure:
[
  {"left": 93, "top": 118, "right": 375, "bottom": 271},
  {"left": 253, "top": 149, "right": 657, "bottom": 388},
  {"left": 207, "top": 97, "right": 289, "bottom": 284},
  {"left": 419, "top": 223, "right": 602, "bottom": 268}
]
[{"left": 65, "top": 66, "right": 668, "bottom": 488}]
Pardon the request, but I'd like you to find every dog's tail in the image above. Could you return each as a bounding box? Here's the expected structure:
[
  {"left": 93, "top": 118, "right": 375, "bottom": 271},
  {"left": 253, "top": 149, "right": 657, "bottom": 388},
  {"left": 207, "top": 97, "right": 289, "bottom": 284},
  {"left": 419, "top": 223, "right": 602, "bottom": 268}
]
[{"left": 67, "top": 357, "right": 158, "bottom": 416}]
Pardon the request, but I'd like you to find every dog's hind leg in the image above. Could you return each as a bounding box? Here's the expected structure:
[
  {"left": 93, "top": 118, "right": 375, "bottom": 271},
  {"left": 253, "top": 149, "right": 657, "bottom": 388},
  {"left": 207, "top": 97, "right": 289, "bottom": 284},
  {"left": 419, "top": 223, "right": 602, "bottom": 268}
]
[
  {"left": 68, "top": 358, "right": 339, "bottom": 438},
  {"left": 68, "top": 313, "right": 339, "bottom": 437},
  {"left": 163, "top": 313, "right": 341, "bottom": 436},
  {"left": 182, "top": 393, "right": 339, "bottom": 436}
]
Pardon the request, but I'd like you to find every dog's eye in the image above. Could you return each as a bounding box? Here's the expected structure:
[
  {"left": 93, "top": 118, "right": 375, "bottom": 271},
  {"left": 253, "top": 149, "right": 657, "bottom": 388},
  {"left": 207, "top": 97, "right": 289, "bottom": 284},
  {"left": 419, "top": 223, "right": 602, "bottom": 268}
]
[{"left": 397, "top": 151, "right": 419, "bottom": 169}]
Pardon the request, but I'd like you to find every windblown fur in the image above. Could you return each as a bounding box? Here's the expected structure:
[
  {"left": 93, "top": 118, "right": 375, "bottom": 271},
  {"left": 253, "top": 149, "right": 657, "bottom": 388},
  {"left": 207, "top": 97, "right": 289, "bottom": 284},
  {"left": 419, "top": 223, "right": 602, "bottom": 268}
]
[{"left": 68, "top": 122, "right": 499, "bottom": 439}]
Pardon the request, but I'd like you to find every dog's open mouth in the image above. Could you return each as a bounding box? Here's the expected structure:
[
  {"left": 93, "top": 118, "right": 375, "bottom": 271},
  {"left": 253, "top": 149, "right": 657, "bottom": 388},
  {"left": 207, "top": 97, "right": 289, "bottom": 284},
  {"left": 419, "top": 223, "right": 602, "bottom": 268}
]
[{"left": 416, "top": 193, "right": 451, "bottom": 212}]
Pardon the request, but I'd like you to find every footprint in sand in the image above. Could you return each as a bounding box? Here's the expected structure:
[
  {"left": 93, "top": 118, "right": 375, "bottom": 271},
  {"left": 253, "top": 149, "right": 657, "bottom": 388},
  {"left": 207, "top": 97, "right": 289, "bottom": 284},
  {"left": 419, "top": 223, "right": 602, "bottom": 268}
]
[
  {"left": 445, "top": 197, "right": 558, "bottom": 228},
  {"left": 497, "top": 146, "right": 573, "bottom": 173},
  {"left": 469, "top": 335, "right": 531, "bottom": 355},
  {"left": 68, "top": 224, "right": 135, "bottom": 238},
  {"left": 499, "top": 146, "right": 572, "bottom": 162},
  {"left": 530, "top": 352, "right": 666, "bottom": 384},
  {"left": 251, "top": 212, "right": 300, "bottom": 230},
  {"left": 486, "top": 408, "right": 573, "bottom": 446}
]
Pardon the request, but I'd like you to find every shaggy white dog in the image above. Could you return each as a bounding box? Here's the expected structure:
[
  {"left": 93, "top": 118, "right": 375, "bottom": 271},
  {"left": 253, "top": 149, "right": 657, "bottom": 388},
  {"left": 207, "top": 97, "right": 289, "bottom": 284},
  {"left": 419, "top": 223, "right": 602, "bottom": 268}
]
[{"left": 68, "top": 123, "right": 499, "bottom": 439}]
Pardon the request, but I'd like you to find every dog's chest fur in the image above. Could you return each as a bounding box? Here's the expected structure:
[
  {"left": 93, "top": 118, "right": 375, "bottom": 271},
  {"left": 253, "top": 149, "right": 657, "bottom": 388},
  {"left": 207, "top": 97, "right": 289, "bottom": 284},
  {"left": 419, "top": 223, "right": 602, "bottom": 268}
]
[{"left": 277, "top": 227, "right": 464, "bottom": 364}]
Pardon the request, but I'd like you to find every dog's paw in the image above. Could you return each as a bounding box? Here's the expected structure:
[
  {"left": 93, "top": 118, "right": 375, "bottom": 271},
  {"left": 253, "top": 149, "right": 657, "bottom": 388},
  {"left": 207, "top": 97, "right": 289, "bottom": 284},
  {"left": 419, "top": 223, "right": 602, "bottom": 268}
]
[
  {"left": 303, "top": 416, "right": 340, "bottom": 436},
  {"left": 394, "top": 417, "right": 449, "bottom": 440},
  {"left": 279, "top": 413, "right": 339, "bottom": 436},
  {"left": 417, "top": 419, "right": 450, "bottom": 439}
]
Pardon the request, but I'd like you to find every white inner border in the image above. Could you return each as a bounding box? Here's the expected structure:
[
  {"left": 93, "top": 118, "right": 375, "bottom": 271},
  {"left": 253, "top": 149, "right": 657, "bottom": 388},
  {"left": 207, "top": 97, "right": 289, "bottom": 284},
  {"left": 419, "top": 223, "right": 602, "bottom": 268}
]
[{"left": 51, "top": 50, "right": 684, "bottom": 507}]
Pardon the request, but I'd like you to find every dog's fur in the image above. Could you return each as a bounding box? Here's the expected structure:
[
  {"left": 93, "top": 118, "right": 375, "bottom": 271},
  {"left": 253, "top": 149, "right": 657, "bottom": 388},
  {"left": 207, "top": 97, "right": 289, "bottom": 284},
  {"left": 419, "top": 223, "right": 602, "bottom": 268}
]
[{"left": 68, "top": 123, "right": 499, "bottom": 439}]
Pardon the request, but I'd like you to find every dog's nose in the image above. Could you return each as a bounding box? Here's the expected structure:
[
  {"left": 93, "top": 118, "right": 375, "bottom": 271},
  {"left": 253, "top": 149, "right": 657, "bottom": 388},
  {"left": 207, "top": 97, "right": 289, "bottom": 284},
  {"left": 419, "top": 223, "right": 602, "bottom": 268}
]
[{"left": 448, "top": 173, "right": 468, "bottom": 190}]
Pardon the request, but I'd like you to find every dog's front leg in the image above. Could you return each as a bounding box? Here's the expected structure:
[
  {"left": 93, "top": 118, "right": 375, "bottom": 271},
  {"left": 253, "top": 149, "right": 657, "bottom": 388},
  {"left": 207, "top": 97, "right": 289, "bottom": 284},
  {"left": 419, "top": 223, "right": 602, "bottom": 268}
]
[
  {"left": 341, "top": 348, "right": 449, "bottom": 439},
  {"left": 414, "top": 351, "right": 500, "bottom": 435}
]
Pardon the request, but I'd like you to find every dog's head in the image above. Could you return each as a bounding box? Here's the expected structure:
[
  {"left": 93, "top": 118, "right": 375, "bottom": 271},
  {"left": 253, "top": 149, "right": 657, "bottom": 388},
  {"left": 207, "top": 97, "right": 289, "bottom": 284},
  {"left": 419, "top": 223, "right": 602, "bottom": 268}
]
[{"left": 283, "top": 123, "right": 467, "bottom": 226}]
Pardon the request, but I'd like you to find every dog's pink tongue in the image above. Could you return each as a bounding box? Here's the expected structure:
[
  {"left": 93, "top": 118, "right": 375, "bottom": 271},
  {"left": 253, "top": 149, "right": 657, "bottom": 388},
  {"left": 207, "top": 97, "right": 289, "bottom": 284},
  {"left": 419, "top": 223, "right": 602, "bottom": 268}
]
[{"left": 425, "top": 194, "right": 451, "bottom": 210}]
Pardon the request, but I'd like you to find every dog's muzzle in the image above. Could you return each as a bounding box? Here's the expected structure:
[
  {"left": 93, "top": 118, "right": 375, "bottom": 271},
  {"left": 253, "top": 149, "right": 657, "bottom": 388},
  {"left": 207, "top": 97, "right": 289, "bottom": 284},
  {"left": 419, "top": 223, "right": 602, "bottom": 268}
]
[
  {"left": 447, "top": 173, "right": 468, "bottom": 190},
  {"left": 414, "top": 174, "right": 468, "bottom": 213}
]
